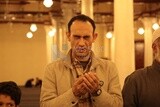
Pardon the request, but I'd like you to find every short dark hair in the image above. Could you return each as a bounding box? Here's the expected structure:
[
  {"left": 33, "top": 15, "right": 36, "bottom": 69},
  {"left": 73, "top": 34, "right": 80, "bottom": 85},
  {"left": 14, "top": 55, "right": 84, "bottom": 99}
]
[
  {"left": 0, "top": 81, "right": 21, "bottom": 105},
  {"left": 67, "top": 14, "right": 96, "bottom": 33}
]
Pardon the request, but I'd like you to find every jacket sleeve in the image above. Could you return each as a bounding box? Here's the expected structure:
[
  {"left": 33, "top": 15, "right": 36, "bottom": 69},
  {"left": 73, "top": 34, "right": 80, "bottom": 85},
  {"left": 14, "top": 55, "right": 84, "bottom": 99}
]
[
  {"left": 122, "top": 73, "right": 138, "bottom": 107},
  {"left": 92, "top": 61, "right": 123, "bottom": 107},
  {"left": 40, "top": 63, "right": 78, "bottom": 107}
]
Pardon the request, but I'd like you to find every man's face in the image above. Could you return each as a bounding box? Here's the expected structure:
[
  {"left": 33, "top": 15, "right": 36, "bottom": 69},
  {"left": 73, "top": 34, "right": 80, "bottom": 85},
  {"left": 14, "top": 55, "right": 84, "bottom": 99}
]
[
  {"left": 67, "top": 20, "right": 97, "bottom": 60},
  {"left": 155, "top": 41, "right": 160, "bottom": 62},
  {"left": 0, "top": 94, "right": 17, "bottom": 107}
]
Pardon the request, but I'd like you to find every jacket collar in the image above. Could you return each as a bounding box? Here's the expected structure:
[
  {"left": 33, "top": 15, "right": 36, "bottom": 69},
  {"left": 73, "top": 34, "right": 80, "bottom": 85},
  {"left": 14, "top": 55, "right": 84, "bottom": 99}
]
[{"left": 63, "top": 49, "right": 100, "bottom": 70}]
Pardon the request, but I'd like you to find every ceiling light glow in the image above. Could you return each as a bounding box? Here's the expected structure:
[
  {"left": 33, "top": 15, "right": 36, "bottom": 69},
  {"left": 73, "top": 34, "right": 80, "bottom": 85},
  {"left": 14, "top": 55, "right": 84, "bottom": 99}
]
[
  {"left": 43, "top": 0, "right": 53, "bottom": 8},
  {"left": 26, "top": 32, "right": 33, "bottom": 38},
  {"left": 48, "top": 28, "right": 56, "bottom": 37},
  {"left": 138, "top": 27, "right": 144, "bottom": 35},
  {"left": 152, "top": 23, "right": 159, "bottom": 30},
  {"left": 30, "top": 23, "right": 37, "bottom": 32},
  {"left": 106, "top": 31, "right": 113, "bottom": 39}
]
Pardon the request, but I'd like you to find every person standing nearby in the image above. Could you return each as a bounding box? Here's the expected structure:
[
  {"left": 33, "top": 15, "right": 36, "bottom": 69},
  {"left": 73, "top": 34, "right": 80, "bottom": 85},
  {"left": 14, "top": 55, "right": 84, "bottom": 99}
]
[{"left": 122, "top": 28, "right": 160, "bottom": 107}]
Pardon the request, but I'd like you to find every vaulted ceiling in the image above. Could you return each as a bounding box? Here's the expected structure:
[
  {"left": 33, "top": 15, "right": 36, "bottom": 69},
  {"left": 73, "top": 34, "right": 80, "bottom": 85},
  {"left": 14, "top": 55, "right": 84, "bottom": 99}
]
[{"left": 0, "top": 0, "right": 160, "bottom": 25}]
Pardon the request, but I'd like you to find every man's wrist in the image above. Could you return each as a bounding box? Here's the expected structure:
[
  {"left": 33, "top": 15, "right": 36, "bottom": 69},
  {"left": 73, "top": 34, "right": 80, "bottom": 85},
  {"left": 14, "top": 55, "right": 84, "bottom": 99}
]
[
  {"left": 91, "top": 80, "right": 103, "bottom": 96},
  {"left": 91, "top": 88, "right": 102, "bottom": 96}
]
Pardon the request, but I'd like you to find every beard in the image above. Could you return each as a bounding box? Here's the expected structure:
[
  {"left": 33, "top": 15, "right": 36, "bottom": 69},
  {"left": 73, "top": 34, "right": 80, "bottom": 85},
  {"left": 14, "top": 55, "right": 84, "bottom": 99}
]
[{"left": 73, "top": 46, "right": 91, "bottom": 60}]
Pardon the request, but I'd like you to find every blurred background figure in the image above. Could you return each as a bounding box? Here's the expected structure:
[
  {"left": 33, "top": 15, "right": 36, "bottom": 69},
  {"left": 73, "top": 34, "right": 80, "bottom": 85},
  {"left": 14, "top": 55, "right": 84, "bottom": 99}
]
[
  {"left": 24, "top": 78, "right": 34, "bottom": 88},
  {"left": 0, "top": 81, "right": 21, "bottom": 107},
  {"left": 35, "top": 77, "right": 42, "bottom": 88}
]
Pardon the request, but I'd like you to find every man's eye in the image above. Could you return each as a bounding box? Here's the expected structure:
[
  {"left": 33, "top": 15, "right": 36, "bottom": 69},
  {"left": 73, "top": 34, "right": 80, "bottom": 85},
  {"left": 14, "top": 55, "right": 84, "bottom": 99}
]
[
  {"left": 84, "top": 36, "right": 90, "bottom": 39},
  {"left": 7, "top": 103, "right": 14, "bottom": 107},
  {"left": 74, "top": 36, "right": 80, "bottom": 39}
]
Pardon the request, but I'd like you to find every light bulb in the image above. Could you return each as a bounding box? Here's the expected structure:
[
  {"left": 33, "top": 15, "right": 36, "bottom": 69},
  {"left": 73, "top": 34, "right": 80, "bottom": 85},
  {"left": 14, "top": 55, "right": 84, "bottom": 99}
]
[
  {"left": 138, "top": 27, "right": 144, "bottom": 35},
  {"left": 43, "top": 0, "right": 53, "bottom": 8},
  {"left": 152, "top": 23, "right": 159, "bottom": 30},
  {"left": 30, "top": 24, "right": 37, "bottom": 32},
  {"left": 26, "top": 32, "right": 33, "bottom": 38},
  {"left": 48, "top": 28, "right": 56, "bottom": 37},
  {"left": 106, "top": 31, "right": 113, "bottom": 39}
]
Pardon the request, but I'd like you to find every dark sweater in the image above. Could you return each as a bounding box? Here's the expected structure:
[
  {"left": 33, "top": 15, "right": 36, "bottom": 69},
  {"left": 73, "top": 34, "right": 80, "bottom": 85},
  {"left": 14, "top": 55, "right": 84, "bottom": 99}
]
[{"left": 122, "top": 60, "right": 160, "bottom": 107}]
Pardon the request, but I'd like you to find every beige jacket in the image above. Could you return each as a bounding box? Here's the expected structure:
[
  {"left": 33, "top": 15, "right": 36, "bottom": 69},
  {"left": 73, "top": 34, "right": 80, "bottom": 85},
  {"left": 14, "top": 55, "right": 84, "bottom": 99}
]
[{"left": 40, "top": 52, "right": 123, "bottom": 107}]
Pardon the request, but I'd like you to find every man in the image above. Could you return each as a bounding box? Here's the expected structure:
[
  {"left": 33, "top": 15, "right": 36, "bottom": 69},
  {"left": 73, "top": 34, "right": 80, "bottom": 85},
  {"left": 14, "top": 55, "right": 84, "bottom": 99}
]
[
  {"left": 0, "top": 81, "right": 21, "bottom": 107},
  {"left": 122, "top": 28, "right": 160, "bottom": 107},
  {"left": 40, "top": 14, "right": 123, "bottom": 107}
]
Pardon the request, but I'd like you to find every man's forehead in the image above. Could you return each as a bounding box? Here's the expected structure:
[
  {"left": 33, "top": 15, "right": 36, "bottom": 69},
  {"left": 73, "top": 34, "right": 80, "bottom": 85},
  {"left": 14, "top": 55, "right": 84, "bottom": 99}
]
[
  {"left": 69, "top": 21, "right": 94, "bottom": 35},
  {"left": 71, "top": 20, "right": 93, "bottom": 28},
  {"left": 71, "top": 29, "right": 92, "bottom": 34}
]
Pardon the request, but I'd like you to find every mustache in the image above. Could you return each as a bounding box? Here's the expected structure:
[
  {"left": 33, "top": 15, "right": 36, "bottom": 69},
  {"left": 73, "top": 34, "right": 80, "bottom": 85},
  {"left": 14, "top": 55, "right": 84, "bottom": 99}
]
[
  {"left": 75, "top": 46, "right": 91, "bottom": 50},
  {"left": 76, "top": 47, "right": 86, "bottom": 50}
]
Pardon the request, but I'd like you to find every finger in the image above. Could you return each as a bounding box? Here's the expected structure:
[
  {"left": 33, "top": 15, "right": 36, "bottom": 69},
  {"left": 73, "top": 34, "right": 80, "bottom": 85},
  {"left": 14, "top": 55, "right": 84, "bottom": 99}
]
[
  {"left": 83, "top": 74, "right": 98, "bottom": 93},
  {"left": 88, "top": 72, "right": 100, "bottom": 87},
  {"left": 82, "top": 76, "right": 94, "bottom": 90},
  {"left": 87, "top": 72, "right": 104, "bottom": 87},
  {"left": 84, "top": 73, "right": 98, "bottom": 86},
  {"left": 88, "top": 72, "right": 99, "bottom": 82},
  {"left": 73, "top": 82, "right": 87, "bottom": 97},
  {"left": 82, "top": 82, "right": 89, "bottom": 92},
  {"left": 85, "top": 73, "right": 100, "bottom": 92},
  {"left": 78, "top": 83, "right": 88, "bottom": 95},
  {"left": 74, "top": 76, "right": 84, "bottom": 85}
]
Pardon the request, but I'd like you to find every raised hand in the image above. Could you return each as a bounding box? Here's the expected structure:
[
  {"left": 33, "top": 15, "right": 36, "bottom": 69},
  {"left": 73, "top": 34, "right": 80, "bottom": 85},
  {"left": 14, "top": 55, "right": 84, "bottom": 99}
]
[
  {"left": 82, "top": 72, "right": 100, "bottom": 94},
  {"left": 72, "top": 76, "right": 88, "bottom": 97}
]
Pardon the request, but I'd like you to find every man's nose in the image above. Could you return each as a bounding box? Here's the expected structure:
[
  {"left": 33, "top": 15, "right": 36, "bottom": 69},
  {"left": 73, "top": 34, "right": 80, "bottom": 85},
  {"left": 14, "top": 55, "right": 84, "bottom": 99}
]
[{"left": 78, "top": 38, "right": 85, "bottom": 46}]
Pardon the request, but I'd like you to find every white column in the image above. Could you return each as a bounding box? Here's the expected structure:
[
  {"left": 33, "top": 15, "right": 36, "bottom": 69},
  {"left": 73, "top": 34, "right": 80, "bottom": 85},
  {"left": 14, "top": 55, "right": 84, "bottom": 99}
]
[
  {"left": 44, "top": 25, "right": 54, "bottom": 63},
  {"left": 143, "top": 18, "right": 153, "bottom": 66},
  {"left": 110, "top": 35, "right": 115, "bottom": 62},
  {"left": 61, "top": 5, "right": 73, "bottom": 53},
  {"left": 45, "top": 18, "right": 58, "bottom": 62},
  {"left": 104, "top": 35, "right": 110, "bottom": 59},
  {"left": 81, "top": 0, "right": 93, "bottom": 19},
  {"left": 114, "top": 0, "right": 135, "bottom": 87}
]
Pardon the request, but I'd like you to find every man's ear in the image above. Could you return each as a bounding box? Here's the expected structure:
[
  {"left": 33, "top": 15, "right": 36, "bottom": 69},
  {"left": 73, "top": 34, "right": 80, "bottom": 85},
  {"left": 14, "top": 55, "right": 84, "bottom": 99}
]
[
  {"left": 92, "top": 33, "right": 98, "bottom": 43},
  {"left": 66, "top": 32, "right": 71, "bottom": 42},
  {"left": 152, "top": 43, "right": 157, "bottom": 53}
]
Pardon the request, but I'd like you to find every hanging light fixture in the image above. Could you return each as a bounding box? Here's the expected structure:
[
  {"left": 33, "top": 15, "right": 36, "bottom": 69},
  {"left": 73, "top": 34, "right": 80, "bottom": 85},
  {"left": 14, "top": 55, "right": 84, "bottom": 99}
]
[
  {"left": 152, "top": 23, "right": 159, "bottom": 30},
  {"left": 106, "top": 31, "right": 113, "bottom": 39},
  {"left": 26, "top": 32, "right": 33, "bottom": 38},
  {"left": 138, "top": 27, "right": 144, "bottom": 35},
  {"left": 43, "top": 0, "right": 53, "bottom": 8},
  {"left": 48, "top": 27, "right": 56, "bottom": 37},
  {"left": 30, "top": 23, "right": 37, "bottom": 32}
]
